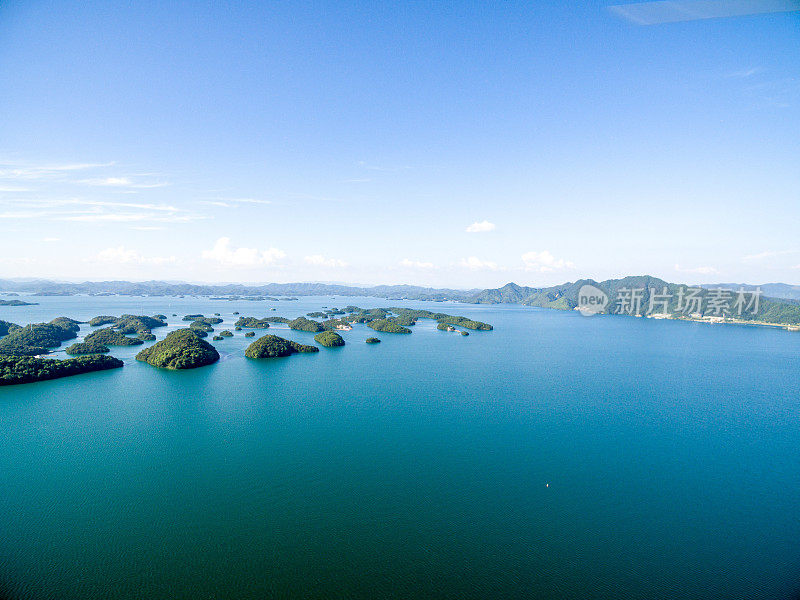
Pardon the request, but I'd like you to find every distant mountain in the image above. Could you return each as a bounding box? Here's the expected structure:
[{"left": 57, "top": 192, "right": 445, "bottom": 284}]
[
  {"left": 0, "top": 279, "right": 476, "bottom": 302},
  {"left": 702, "top": 283, "right": 800, "bottom": 301},
  {"left": 470, "top": 276, "right": 800, "bottom": 325}
]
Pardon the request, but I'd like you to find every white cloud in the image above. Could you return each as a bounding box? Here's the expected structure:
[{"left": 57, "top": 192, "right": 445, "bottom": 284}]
[
  {"left": 42, "top": 237, "right": 61, "bottom": 243},
  {"left": 742, "top": 250, "right": 797, "bottom": 262},
  {"left": 459, "top": 256, "right": 498, "bottom": 270},
  {"left": 674, "top": 264, "right": 719, "bottom": 275},
  {"left": 93, "top": 246, "right": 177, "bottom": 265},
  {"left": 465, "top": 220, "right": 496, "bottom": 233},
  {"left": 304, "top": 254, "right": 348, "bottom": 268},
  {"left": 80, "top": 177, "right": 132, "bottom": 186},
  {"left": 400, "top": 258, "right": 435, "bottom": 269},
  {"left": 59, "top": 213, "right": 201, "bottom": 223},
  {"left": 79, "top": 177, "right": 168, "bottom": 189},
  {"left": 202, "top": 237, "right": 286, "bottom": 267},
  {"left": 201, "top": 197, "right": 271, "bottom": 206},
  {"left": 521, "top": 250, "right": 574, "bottom": 272}
]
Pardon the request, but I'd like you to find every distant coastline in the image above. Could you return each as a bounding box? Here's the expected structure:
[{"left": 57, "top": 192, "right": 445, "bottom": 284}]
[{"left": 3, "top": 276, "right": 800, "bottom": 329}]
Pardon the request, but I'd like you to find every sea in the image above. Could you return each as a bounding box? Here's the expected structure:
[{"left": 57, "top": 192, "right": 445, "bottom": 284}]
[{"left": 1, "top": 294, "right": 799, "bottom": 599}]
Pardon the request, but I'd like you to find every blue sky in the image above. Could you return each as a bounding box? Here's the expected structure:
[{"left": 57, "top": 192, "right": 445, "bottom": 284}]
[{"left": 0, "top": 1, "right": 798, "bottom": 287}]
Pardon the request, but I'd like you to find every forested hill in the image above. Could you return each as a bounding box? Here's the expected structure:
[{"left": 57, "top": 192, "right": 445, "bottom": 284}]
[
  {"left": 468, "top": 276, "right": 800, "bottom": 325},
  {"left": 0, "top": 279, "right": 477, "bottom": 302}
]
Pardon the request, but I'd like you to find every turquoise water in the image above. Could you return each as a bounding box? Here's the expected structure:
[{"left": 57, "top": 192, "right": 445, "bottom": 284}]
[{"left": 1, "top": 296, "right": 800, "bottom": 599}]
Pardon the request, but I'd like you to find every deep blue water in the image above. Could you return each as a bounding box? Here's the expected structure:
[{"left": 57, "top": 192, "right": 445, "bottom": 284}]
[{"left": 1, "top": 295, "right": 800, "bottom": 599}]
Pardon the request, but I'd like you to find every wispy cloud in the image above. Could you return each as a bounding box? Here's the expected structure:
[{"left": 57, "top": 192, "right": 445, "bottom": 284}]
[
  {"left": 79, "top": 176, "right": 169, "bottom": 189},
  {"left": 459, "top": 256, "right": 498, "bottom": 270},
  {"left": 304, "top": 254, "right": 348, "bottom": 268},
  {"left": 726, "top": 67, "right": 762, "bottom": 79},
  {"left": 674, "top": 264, "right": 719, "bottom": 275},
  {"left": 521, "top": 250, "right": 574, "bottom": 272},
  {"left": 466, "top": 220, "right": 496, "bottom": 233},
  {"left": 202, "top": 237, "right": 286, "bottom": 267},
  {"left": 609, "top": 0, "right": 800, "bottom": 25},
  {"left": 742, "top": 249, "right": 798, "bottom": 262},
  {"left": 91, "top": 246, "right": 177, "bottom": 265},
  {"left": 200, "top": 197, "right": 271, "bottom": 207},
  {"left": 0, "top": 197, "right": 204, "bottom": 223},
  {"left": 0, "top": 161, "right": 115, "bottom": 181},
  {"left": 400, "top": 258, "right": 435, "bottom": 269}
]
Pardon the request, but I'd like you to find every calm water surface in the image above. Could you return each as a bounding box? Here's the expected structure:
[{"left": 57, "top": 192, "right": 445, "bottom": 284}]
[{"left": 1, "top": 295, "right": 799, "bottom": 599}]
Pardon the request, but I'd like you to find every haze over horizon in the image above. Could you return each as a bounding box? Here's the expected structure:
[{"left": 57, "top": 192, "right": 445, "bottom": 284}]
[{"left": 1, "top": 1, "right": 798, "bottom": 287}]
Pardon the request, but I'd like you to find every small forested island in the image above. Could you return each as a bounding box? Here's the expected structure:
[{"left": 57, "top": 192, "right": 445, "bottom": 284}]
[
  {"left": 65, "top": 341, "right": 111, "bottom": 355},
  {"left": 190, "top": 321, "right": 214, "bottom": 333},
  {"left": 234, "top": 317, "right": 271, "bottom": 329},
  {"left": 367, "top": 319, "right": 412, "bottom": 334},
  {"left": 0, "top": 320, "right": 21, "bottom": 336},
  {"left": 287, "top": 316, "right": 325, "bottom": 332},
  {"left": 244, "top": 334, "right": 319, "bottom": 358},
  {"left": 84, "top": 327, "right": 144, "bottom": 347},
  {"left": 136, "top": 329, "right": 220, "bottom": 370},
  {"left": 88, "top": 315, "right": 167, "bottom": 340},
  {"left": 0, "top": 354, "right": 123, "bottom": 386},
  {"left": 89, "top": 315, "right": 117, "bottom": 326},
  {"left": 314, "top": 330, "right": 345, "bottom": 347},
  {"left": 0, "top": 299, "right": 37, "bottom": 306},
  {"left": 0, "top": 304, "right": 493, "bottom": 384},
  {"left": 0, "top": 318, "right": 81, "bottom": 356},
  {"left": 183, "top": 315, "right": 223, "bottom": 325}
]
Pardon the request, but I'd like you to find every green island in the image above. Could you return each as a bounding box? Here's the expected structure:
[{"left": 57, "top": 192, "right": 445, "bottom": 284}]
[
  {"left": 0, "top": 320, "right": 22, "bottom": 336},
  {"left": 366, "top": 319, "right": 412, "bottom": 334},
  {"left": 65, "top": 341, "right": 111, "bottom": 355},
  {"left": 0, "top": 318, "right": 81, "bottom": 356},
  {"left": 0, "top": 299, "right": 37, "bottom": 306},
  {"left": 234, "top": 317, "right": 272, "bottom": 329},
  {"left": 365, "top": 337, "right": 381, "bottom": 344},
  {"left": 314, "top": 330, "right": 345, "bottom": 347},
  {"left": 84, "top": 327, "right": 144, "bottom": 347},
  {"left": 287, "top": 316, "right": 325, "bottom": 332},
  {"left": 190, "top": 321, "right": 214, "bottom": 333},
  {"left": 0, "top": 354, "right": 123, "bottom": 386},
  {"left": 135, "top": 328, "right": 220, "bottom": 370},
  {"left": 184, "top": 315, "right": 223, "bottom": 325},
  {"left": 219, "top": 330, "right": 233, "bottom": 337},
  {"left": 87, "top": 315, "right": 167, "bottom": 342},
  {"left": 307, "top": 311, "right": 327, "bottom": 318},
  {"left": 244, "top": 331, "right": 255, "bottom": 338},
  {"left": 212, "top": 335, "right": 224, "bottom": 341},
  {"left": 244, "top": 334, "right": 319, "bottom": 358},
  {"left": 89, "top": 315, "right": 117, "bottom": 326}
]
